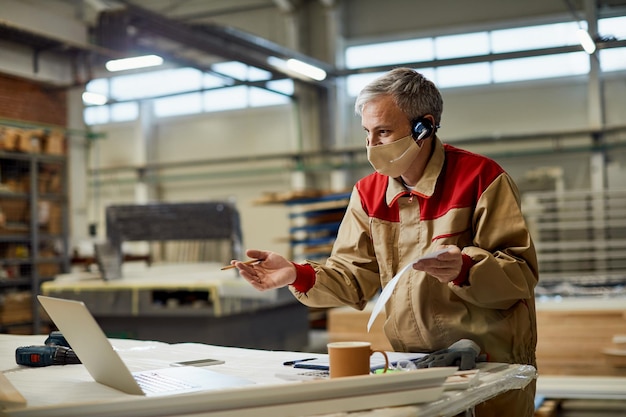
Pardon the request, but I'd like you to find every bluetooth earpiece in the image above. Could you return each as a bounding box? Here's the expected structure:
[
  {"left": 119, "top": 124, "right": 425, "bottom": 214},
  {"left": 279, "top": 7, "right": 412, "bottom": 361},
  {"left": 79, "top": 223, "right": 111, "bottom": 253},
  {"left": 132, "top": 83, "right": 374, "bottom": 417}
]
[
  {"left": 411, "top": 117, "right": 435, "bottom": 141},
  {"left": 411, "top": 117, "right": 439, "bottom": 145}
]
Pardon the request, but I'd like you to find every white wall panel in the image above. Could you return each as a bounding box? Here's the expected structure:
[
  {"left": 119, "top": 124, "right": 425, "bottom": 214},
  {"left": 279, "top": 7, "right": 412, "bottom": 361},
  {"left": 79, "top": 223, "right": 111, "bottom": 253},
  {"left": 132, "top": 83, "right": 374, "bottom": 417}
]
[{"left": 154, "top": 105, "right": 297, "bottom": 162}]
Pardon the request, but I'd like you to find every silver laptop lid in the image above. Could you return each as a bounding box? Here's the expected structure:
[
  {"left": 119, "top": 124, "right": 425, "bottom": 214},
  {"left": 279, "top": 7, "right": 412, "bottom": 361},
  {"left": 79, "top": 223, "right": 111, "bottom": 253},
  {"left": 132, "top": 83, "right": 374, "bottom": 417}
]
[{"left": 37, "top": 295, "right": 143, "bottom": 395}]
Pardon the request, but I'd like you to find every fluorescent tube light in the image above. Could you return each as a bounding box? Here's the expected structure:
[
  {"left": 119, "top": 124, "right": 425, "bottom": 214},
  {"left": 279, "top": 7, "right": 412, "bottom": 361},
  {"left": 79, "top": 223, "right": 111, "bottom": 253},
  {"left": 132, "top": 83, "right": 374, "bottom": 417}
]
[
  {"left": 286, "top": 58, "right": 327, "bottom": 81},
  {"left": 82, "top": 91, "right": 108, "bottom": 105},
  {"left": 268, "top": 56, "right": 327, "bottom": 81},
  {"left": 577, "top": 29, "right": 596, "bottom": 54},
  {"left": 105, "top": 54, "right": 164, "bottom": 72}
]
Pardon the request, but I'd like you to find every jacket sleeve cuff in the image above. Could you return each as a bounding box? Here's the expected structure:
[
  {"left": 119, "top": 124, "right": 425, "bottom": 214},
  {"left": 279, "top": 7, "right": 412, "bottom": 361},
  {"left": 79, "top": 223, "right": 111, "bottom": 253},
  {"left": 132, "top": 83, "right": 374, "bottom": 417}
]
[
  {"left": 451, "top": 254, "right": 474, "bottom": 286},
  {"left": 290, "top": 262, "right": 316, "bottom": 293}
]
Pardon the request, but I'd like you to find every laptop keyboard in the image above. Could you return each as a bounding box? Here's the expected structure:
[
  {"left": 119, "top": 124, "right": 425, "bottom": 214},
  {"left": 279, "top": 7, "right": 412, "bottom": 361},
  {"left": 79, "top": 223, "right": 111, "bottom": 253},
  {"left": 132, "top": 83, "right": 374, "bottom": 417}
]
[{"left": 134, "top": 371, "right": 199, "bottom": 394}]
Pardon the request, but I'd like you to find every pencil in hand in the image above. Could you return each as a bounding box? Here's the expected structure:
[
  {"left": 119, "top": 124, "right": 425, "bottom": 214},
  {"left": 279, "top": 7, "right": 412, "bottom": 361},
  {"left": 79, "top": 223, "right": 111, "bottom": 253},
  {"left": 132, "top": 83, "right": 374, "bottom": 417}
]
[{"left": 220, "top": 259, "right": 262, "bottom": 271}]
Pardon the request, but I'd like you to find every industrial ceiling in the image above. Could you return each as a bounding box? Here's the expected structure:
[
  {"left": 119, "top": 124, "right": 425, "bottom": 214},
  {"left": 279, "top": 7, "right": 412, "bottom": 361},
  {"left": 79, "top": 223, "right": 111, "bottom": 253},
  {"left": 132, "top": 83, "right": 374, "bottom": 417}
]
[
  {"left": 0, "top": 0, "right": 625, "bottom": 88},
  {"left": 0, "top": 0, "right": 335, "bottom": 88}
]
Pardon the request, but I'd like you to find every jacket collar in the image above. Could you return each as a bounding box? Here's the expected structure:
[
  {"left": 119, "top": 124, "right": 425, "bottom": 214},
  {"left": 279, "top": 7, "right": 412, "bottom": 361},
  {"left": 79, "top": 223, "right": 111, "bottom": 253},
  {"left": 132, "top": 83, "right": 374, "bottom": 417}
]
[{"left": 385, "top": 137, "right": 445, "bottom": 206}]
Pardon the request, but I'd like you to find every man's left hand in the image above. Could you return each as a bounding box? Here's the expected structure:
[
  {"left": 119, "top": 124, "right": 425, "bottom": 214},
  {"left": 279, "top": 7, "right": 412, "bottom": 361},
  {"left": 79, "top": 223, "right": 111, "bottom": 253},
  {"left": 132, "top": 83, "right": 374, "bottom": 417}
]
[{"left": 412, "top": 245, "right": 462, "bottom": 283}]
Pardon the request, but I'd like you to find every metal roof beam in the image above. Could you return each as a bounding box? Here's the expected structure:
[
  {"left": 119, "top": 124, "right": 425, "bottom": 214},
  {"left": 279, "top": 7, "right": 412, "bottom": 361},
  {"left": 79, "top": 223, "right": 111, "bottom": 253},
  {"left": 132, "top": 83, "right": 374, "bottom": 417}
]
[{"left": 115, "top": 1, "right": 334, "bottom": 86}]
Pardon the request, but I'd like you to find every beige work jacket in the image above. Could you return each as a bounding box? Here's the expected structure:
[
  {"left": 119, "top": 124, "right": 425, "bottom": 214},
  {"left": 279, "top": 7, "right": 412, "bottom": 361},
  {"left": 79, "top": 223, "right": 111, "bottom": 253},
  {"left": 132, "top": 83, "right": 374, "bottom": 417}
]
[{"left": 292, "top": 139, "right": 538, "bottom": 366}]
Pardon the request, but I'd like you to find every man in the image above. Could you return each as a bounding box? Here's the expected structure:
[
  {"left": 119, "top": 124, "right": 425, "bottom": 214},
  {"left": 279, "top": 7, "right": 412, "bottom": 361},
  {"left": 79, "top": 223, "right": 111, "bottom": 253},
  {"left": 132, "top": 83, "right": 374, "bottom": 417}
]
[{"left": 232, "top": 68, "right": 538, "bottom": 416}]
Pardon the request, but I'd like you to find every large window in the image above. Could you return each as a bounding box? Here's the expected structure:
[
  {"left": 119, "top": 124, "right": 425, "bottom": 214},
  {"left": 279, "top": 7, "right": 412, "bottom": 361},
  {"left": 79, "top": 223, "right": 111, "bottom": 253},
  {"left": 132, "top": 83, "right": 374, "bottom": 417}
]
[
  {"left": 84, "top": 64, "right": 293, "bottom": 125},
  {"left": 85, "top": 17, "right": 626, "bottom": 125},
  {"left": 345, "top": 17, "right": 626, "bottom": 95}
]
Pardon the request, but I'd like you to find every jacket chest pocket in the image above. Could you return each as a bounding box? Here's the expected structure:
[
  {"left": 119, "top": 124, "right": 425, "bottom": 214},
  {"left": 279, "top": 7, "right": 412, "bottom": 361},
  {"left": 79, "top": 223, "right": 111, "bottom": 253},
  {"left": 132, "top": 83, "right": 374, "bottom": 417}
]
[
  {"left": 428, "top": 207, "right": 474, "bottom": 248},
  {"left": 369, "top": 218, "right": 399, "bottom": 286}
]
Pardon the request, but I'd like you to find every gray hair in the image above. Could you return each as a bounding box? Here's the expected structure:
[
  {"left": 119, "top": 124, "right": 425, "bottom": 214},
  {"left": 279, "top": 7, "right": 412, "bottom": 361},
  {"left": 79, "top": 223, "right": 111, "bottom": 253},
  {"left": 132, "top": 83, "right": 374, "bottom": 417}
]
[{"left": 355, "top": 68, "right": 443, "bottom": 126}]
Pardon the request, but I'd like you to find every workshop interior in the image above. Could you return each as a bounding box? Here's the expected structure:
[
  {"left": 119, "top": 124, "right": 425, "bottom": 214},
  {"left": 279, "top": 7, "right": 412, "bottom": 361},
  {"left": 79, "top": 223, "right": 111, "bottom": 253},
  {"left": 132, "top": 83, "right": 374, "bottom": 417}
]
[{"left": 0, "top": 0, "right": 625, "bottom": 416}]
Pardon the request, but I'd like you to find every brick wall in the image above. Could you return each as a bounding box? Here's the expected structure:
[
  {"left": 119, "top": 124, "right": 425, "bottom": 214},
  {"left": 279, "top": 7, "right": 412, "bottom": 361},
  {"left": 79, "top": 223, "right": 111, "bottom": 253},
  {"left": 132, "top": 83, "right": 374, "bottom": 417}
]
[{"left": 0, "top": 73, "right": 67, "bottom": 126}]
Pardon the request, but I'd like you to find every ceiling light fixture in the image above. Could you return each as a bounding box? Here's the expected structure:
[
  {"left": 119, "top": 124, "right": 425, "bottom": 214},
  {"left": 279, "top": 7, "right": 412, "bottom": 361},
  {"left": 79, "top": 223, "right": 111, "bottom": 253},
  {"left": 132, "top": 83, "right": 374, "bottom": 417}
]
[
  {"left": 82, "top": 91, "right": 108, "bottom": 105},
  {"left": 286, "top": 58, "right": 327, "bottom": 81},
  {"left": 577, "top": 28, "right": 597, "bottom": 54},
  {"left": 267, "top": 57, "right": 327, "bottom": 81},
  {"left": 562, "top": 0, "right": 597, "bottom": 55},
  {"left": 105, "top": 54, "right": 164, "bottom": 72}
]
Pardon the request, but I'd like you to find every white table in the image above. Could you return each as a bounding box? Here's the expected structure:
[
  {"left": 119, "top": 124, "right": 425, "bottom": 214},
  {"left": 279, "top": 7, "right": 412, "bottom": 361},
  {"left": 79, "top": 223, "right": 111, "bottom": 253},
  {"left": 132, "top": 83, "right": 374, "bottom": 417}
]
[{"left": 0, "top": 335, "right": 535, "bottom": 417}]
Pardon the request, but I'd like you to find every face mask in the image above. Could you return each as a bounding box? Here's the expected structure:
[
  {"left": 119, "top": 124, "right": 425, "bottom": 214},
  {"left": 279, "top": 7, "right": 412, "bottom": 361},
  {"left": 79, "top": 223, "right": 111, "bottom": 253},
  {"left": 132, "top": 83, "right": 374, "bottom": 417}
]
[{"left": 366, "top": 135, "right": 423, "bottom": 178}]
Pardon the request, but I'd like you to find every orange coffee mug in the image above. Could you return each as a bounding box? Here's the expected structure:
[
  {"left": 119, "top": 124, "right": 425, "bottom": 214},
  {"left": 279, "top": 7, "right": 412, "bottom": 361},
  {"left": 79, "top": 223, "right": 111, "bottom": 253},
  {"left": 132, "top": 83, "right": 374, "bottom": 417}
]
[{"left": 327, "top": 341, "right": 389, "bottom": 378}]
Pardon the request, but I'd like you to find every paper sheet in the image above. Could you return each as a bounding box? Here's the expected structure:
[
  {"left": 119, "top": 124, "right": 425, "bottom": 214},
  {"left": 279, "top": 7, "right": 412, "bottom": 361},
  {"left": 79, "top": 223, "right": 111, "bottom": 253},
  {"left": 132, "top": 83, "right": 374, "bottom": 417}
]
[{"left": 367, "top": 248, "right": 450, "bottom": 332}]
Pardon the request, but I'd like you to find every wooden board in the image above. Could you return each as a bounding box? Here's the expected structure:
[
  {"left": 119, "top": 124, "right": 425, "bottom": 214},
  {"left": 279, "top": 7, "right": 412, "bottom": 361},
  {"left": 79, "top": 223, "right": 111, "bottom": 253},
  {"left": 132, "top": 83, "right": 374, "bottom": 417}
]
[
  {"left": 536, "top": 308, "right": 626, "bottom": 376},
  {"left": 327, "top": 306, "right": 393, "bottom": 351},
  {"left": 0, "top": 372, "right": 26, "bottom": 407}
]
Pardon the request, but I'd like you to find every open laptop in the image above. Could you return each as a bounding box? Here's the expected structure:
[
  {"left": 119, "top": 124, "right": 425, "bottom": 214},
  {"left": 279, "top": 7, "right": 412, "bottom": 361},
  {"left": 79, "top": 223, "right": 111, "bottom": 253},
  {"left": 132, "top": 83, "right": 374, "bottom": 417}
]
[{"left": 37, "top": 295, "right": 254, "bottom": 396}]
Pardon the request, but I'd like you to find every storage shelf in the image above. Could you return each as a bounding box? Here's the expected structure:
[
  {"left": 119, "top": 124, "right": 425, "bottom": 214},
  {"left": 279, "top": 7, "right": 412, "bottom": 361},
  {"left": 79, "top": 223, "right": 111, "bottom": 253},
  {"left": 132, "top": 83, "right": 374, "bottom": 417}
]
[
  {"left": 0, "top": 142, "right": 69, "bottom": 334},
  {"left": 0, "top": 235, "right": 31, "bottom": 243},
  {"left": 282, "top": 192, "right": 351, "bottom": 206},
  {"left": 0, "top": 278, "right": 31, "bottom": 287},
  {"left": 289, "top": 207, "right": 346, "bottom": 219},
  {"left": 275, "top": 191, "right": 350, "bottom": 262},
  {"left": 0, "top": 150, "right": 65, "bottom": 163},
  {"left": 523, "top": 189, "right": 626, "bottom": 285},
  {"left": 289, "top": 221, "right": 342, "bottom": 234},
  {"left": 0, "top": 192, "right": 29, "bottom": 199},
  {"left": 290, "top": 236, "right": 337, "bottom": 246}
]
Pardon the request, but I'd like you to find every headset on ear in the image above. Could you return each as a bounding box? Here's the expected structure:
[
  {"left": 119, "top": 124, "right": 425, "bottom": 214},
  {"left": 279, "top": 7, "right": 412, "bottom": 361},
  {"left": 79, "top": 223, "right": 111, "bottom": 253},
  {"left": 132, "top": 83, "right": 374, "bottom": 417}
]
[{"left": 411, "top": 117, "right": 438, "bottom": 141}]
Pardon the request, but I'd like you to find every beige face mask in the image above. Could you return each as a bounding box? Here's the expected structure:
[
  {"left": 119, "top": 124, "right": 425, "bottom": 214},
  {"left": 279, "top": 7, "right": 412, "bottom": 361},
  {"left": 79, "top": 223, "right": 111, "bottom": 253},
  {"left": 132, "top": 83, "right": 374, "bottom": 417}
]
[{"left": 366, "top": 135, "right": 423, "bottom": 178}]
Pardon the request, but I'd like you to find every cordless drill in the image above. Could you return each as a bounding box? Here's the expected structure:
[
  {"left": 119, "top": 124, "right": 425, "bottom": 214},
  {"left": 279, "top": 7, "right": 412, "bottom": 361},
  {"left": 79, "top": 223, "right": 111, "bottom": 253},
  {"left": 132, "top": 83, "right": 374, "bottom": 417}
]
[{"left": 15, "top": 331, "right": 81, "bottom": 367}]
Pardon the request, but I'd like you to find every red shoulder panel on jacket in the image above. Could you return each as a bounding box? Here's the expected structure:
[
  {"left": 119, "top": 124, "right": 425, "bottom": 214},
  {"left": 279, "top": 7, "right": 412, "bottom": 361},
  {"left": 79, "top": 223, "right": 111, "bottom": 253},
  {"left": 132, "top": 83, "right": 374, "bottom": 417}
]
[
  {"left": 356, "top": 173, "right": 400, "bottom": 222},
  {"left": 421, "top": 145, "right": 504, "bottom": 220}
]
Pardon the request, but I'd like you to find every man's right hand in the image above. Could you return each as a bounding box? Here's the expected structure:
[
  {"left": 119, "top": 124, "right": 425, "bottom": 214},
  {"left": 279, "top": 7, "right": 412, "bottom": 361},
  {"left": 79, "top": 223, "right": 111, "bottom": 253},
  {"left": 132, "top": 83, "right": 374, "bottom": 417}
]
[{"left": 232, "top": 249, "right": 296, "bottom": 291}]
